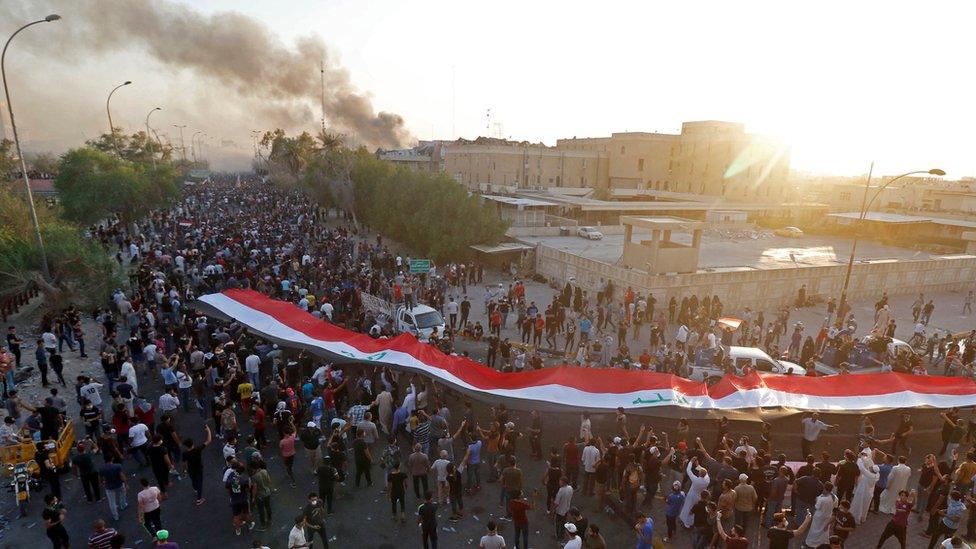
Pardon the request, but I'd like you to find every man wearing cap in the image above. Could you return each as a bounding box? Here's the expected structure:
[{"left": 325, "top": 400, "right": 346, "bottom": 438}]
[
  {"left": 299, "top": 421, "right": 322, "bottom": 471},
  {"left": 563, "top": 522, "right": 582, "bottom": 549}
]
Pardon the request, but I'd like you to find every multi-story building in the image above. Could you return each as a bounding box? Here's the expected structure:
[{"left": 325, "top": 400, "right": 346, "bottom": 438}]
[
  {"left": 375, "top": 141, "right": 446, "bottom": 172},
  {"left": 557, "top": 121, "right": 791, "bottom": 202},
  {"left": 442, "top": 137, "right": 609, "bottom": 192}
]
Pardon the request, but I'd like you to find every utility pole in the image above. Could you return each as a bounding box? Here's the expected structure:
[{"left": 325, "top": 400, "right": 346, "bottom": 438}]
[
  {"left": 173, "top": 124, "right": 187, "bottom": 163},
  {"left": 320, "top": 59, "right": 326, "bottom": 135},
  {"left": 2, "top": 14, "right": 61, "bottom": 280}
]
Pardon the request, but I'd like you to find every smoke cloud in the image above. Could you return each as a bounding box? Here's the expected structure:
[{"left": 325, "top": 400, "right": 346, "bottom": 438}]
[{"left": 1, "top": 0, "right": 412, "bottom": 150}]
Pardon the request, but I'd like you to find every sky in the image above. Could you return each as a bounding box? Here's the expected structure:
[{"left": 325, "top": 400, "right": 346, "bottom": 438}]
[{"left": 1, "top": 0, "right": 974, "bottom": 176}]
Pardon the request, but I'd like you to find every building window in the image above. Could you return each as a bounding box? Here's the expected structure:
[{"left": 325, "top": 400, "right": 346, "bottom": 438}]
[
  {"left": 582, "top": 159, "right": 587, "bottom": 168},
  {"left": 556, "top": 175, "right": 561, "bottom": 186},
  {"left": 620, "top": 146, "right": 626, "bottom": 155},
  {"left": 638, "top": 158, "right": 644, "bottom": 172},
  {"left": 581, "top": 176, "right": 585, "bottom": 185},
  {"left": 840, "top": 192, "right": 852, "bottom": 201}
]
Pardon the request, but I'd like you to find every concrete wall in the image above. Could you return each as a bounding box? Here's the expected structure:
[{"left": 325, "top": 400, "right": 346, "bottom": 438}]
[{"left": 535, "top": 244, "right": 976, "bottom": 310}]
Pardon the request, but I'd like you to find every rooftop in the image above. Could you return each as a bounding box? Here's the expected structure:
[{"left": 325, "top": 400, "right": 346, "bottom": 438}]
[
  {"left": 620, "top": 215, "right": 705, "bottom": 231},
  {"left": 481, "top": 195, "right": 557, "bottom": 208},
  {"left": 829, "top": 211, "right": 976, "bottom": 229}
]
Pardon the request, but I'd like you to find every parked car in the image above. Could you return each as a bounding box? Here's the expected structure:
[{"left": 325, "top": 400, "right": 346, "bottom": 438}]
[
  {"left": 576, "top": 226, "right": 604, "bottom": 240},
  {"left": 774, "top": 226, "right": 804, "bottom": 238},
  {"left": 813, "top": 335, "right": 917, "bottom": 375},
  {"left": 692, "top": 345, "right": 806, "bottom": 384}
]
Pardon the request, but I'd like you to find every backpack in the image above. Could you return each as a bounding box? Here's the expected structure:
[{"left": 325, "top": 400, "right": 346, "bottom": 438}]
[{"left": 628, "top": 465, "right": 642, "bottom": 488}]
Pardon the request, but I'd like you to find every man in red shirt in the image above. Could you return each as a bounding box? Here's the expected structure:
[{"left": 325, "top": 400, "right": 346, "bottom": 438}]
[
  {"left": 251, "top": 403, "right": 267, "bottom": 448},
  {"left": 509, "top": 489, "right": 535, "bottom": 549},
  {"left": 563, "top": 437, "right": 581, "bottom": 489}
]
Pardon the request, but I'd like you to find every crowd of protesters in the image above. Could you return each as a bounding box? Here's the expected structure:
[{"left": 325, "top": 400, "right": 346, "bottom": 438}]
[{"left": 2, "top": 175, "right": 976, "bottom": 549}]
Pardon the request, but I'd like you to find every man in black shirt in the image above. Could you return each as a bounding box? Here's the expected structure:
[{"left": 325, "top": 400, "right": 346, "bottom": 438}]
[
  {"left": 6, "top": 326, "right": 22, "bottom": 369},
  {"left": 387, "top": 461, "right": 407, "bottom": 521},
  {"left": 316, "top": 456, "right": 338, "bottom": 514},
  {"left": 353, "top": 429, "right": 373, "bottom": 487},
  {"left": 37, "top": 397, "right": 63, "bottom": 441},
  {"left": 816, "top": 451, "right": 837, "bottom": 484},
  {"left": 691, "top": 490, "right": 713, "bottom": 548},
  {"left": 794, "top": 470, "right": 823, "bottom": 527},
  {"left": 182, "top": 424, "right": 212, "bottom": 505},
  {"left": 767, "top": 511, "right": 812, "bottom": 549},
  {"left": 417, "top": 491, "right": 438, "bottom": 549},
  {"left": 302, "top": 492, "right": 329, "bottom": 548}
]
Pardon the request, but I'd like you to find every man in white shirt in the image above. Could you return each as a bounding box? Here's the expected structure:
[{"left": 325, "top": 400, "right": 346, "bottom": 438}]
[
  {"left": 245, "top": 352, "right": 261, "bottom": 389},
  {"left": 311, "top": 364, "right": 329, "bottom": 388},
  {"left": 801, "top": 413, "right": 837, "bottom": 458},
  {"left": 479, "top": 521, "right": 507, "bottom": 549},
  {"left": 734, "top": 436, "right": 758, "bottom": 463},
  {"left": 431, "top": 450, "right": 451, "bottom": 504},
  {"left": 158, "top": 388, "right": 180, "bottom": 418},
  {"left": 320, "top": 301, "right": 334, "bottom": 321},
  {"left": 80, "top": 377, "right": 104, "bottom": 410},
  {"left": 288, "top": 515, "right": 309, "bottom": 548},
  {"left": 552, "top": 476, "right": 574, "bottom": 538},
  {"left": 128, "top": 420, "right": 150, "bottom": 466},
  {"left": 143, "top": 342, "right": 158, "bottom": 373},
  {"left": 581, "top": 440, "right": 601, "bottom": 496},
  {"left": 41, "top": 330, "right": 57, "bottom": 354},
  {"left": 446, "top": 298, "right": 460, "bottom": 330}
]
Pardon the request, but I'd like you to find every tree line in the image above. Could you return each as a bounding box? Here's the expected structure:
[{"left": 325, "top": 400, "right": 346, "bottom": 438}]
[
  {"left": 1, "top": 129, "right": 185, "bottom": 307},
  {"left": 257, "top": 129, "right": 508, "bottom": 263}
]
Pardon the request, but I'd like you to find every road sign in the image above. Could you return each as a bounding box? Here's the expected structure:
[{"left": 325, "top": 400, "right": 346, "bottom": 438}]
[{"left": 409, "top": 259, "right": 431, "bottom": 274}]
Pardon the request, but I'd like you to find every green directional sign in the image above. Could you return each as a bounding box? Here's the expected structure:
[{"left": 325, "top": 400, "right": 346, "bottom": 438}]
[{"left": 409, "top": 259, "right": 431, "bottom": 274}]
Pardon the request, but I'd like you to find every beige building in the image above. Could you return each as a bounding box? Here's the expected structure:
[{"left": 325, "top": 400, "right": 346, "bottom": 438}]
[
  {"left": 557, "top": 121, "right": 791, "bottom": 202},
  {"left": 442, "top": 138, "right": 608, "bottom": 192},
  {"left": 376, "top": 141, "right": 445, "bottom": 172}
]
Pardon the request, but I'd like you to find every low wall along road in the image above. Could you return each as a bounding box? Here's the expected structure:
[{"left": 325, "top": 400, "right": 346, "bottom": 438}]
[{"left": 534, "top": 244, "right": 976, "bottom": 310}]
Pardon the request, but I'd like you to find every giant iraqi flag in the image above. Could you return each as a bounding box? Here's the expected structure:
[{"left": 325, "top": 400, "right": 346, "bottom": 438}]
[{"left": 195, "top": 289, "right": 976, "bottom": 413}]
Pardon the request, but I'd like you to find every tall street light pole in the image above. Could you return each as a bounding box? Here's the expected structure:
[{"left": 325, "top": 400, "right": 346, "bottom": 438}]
[
  {"left": 2, "top": 14, "right": 60, "bottom": 280},
  {"left": 173, "top": 124, "right": 187, "bottom": 164},
  {"left": 144, "top": 106, "right": 161, "bottom": 168},
  {"left": 191, "top": 130, "right": 202, "bottom": 162},
  {"left": 106, "top": 80, "right": 131, "bottom": 156},
  {"left": 836, "top": 165, "right": 946, "bottom": 322}
]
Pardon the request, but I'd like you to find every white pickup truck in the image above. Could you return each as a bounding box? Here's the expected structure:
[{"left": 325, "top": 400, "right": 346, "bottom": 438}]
[
  {"left": 692, "top": 345, "right": 806, "bottom": 384},
  {"left": 361, "top": 293, "right": 446, "bottom": 341}
]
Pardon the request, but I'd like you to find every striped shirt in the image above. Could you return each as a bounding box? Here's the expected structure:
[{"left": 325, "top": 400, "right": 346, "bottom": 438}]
[{"left": 88, "top": 528, "right": 118, "bottom": 549}]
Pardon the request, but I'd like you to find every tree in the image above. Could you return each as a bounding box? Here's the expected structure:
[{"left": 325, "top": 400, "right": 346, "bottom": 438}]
[
  {"left": 258, "top": 128, "right": 508, "bottom": 261},
  {"left": 25, "top": 151, "right": 59, "bottom": 175},
  {"left": 0, "top": 186, "right": 122, "bottom": 308},
  {"left": 0, "top": 138, "right": 16, "bottom": 179},
  {"left": 54, "top": 147, "right": 180, "bottom": 227},
  {"left": 86, "top": 129, "right": 175, "bottom": 165}
]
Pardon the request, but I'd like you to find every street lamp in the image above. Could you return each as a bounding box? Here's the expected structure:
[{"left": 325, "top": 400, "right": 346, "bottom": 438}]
[
  {"left": 2, "top": 14, "right": 60, "bottom": 280},
  {"left": 172, "top": 124, "right": 187, "bottom": 163},
  {"left": 106, "top": 80, "right": 132, "bottom": 156},
  {"left": 144, "top": 106, "right": 161, "bottom": 168},
  {"left": 835, "top": 163, "right": 946, "bottom": 320},
  {"left": 191, "top": 130, "right": 202, "bottom": 162}
]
